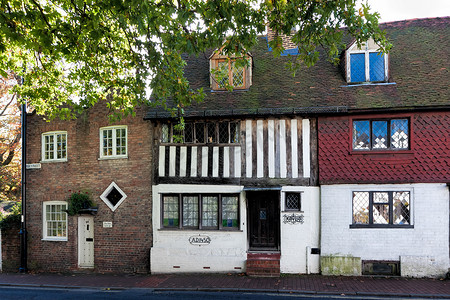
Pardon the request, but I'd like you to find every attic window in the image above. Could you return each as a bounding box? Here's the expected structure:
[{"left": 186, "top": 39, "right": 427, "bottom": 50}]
[
  {"left": 347, "top": 40, "right": 388, "bottom": 84},
  {"left": 210, "top": 49, "right": 252, "bottom": 91}
]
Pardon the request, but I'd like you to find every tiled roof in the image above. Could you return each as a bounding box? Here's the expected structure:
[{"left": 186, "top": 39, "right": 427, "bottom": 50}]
[{"left": 145, "top": 17, "right": 450, "bottom": 119}]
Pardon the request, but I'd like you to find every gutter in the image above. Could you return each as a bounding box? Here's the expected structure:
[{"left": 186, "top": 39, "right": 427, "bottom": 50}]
[{"left": 19, "top": 98, "right": 27, "bottom": 273}]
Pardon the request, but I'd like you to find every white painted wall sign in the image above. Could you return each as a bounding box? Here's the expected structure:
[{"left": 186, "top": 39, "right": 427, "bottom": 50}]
[
  {"left": 189, "top": 235, "right": 211, "bottom": 245},
  {"left": 26, "top": 163, "right": 41, "bottom": 169},
  {"left": 102, "top": 222, "right": 113, "bottom": 228}
]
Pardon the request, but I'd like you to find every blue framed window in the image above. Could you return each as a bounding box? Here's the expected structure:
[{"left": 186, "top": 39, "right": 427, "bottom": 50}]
[
  {"left": 350, "top": 54, "right": 366, "bottom": 83},
  {"left": 349, "top": 51, "right": 386, "bottom": 83},
  {"left": 369, "top": 53, "right": 385, "bottom": 81}
]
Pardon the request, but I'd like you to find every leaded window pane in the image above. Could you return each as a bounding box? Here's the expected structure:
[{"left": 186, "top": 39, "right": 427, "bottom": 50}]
[
  {"left": 202, "top": 196, "right": 218, "bottom": 227},
  {"left": 232, "top": 62, "right": 244, "bottom": 87},
  {"left": 161, "top": 124, "right": 169, "bottom": 143},
  {"left": 285, "top": 193, "right": 301, "bottom": 211},
  {"left": 195, "top": 123, "right": 205, "bottom": 143},
  {"left": 353, "top": 121, "right": 370, "bottom": 150},
  {"left": 393, "top": 192, "right": 410, "bottom": 225},
  {"left": 207, "top": 123, "right": 216, "bottom": 143},
  {"left": 218, "top": 122, "right": 229, "bottom": 143},
  {"left": 230, "top": 122, "right": 239, "bottom": 143},
  {"left": 372, "top": 121, "right": 388, "bottom": 149},
  {"left": 217, "top": 61, "right": 229, "bottom": 88},
  {"left": 163, "top": 196, "right": 179, "bottom": 227},
  {"left": 391, "top": 119, "right": 409, "bottom": 149},
  {"left": 350, "top": 53, "right": 366, "bottom": 82},
  {"left": 369, "top": 52, "right": 385, "bottom": 81},
  {"left": 182, "top": 196, "right": 198, "bottom": 227},
  {"left": 184, "top": 123, "right": 194, "bottom": 143},
  {"left": 222, "top": 196, "right": 238, "bottom": 228},
  {"left": 353, "top": 192, "right": 369, "bottom": 224}
]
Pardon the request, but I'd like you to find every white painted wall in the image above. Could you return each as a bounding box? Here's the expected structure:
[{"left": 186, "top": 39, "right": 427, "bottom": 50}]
[
  {"left": 151, "top": 184, "right": 247, "bottom": 274},
  {"left": 321, "top": 183, "right": 449, "bottom": 278},
  {"left": 151, "top": 184, "right": 321, "bottom": 274},
  {"left": 280, "top": 187, "right": 320, "bottom": 274}
]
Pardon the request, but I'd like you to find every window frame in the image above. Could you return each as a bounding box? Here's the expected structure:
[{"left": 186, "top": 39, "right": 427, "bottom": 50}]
[
  {"left": 41, "top": 131, "right": 68, "bottom": 162},
  {"left": 346, "top": 41, "right": 389, "bottom": 84},
  {"left": 350, "top": 191, "right": 413, "bottom": 229},
  {"left": 160, "top": 121, "right": 240, "bottom": 145},
  {"left": 350, "top": 116, "right": 411, "bottom": 153},
  {"left": 284, "top": 192, "right": 302, "bottom": 212},
  {"left": 99, "top": 125, "right": 128, "bottom": 159},
  {"left": 160, "top": 193, "right": 240, "bottom": 231},
  {"left": 210, "top": 54, "right": 251, "bottom": 91},
  {"left": 42, "top": 201, "right": 68, "bottom": 241}
]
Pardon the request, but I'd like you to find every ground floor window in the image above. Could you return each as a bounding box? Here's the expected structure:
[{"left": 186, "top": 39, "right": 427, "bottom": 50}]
[
  {"left": 352, "top": 191, "right": 411, "bottom": 227},
  {"left": 43, "top": 201, "right": 68, "bottom": 240},
  {"left": 162, "top": 193, "right": 239, "bottom": 230}
]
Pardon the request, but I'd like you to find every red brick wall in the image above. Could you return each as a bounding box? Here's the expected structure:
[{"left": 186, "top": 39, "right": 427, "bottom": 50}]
[
  {"left": 26, "top": 103, "right": 153, "bottom": 273},
  {"left": 318, "top": 111, "right": 450, "bottom": 184},
  {"left": 1, "top": 226, "right": 21, "bottom": 272}
]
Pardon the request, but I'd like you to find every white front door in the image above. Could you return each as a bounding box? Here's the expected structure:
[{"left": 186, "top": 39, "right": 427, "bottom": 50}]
[{"left": 78, "top": 216, "right": 94, "bottom": 268}]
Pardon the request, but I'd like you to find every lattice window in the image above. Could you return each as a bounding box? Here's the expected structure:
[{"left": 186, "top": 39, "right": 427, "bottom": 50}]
[
  {"left": 202, "top": 196, "right": 218, "bottom": 228},
  {"left": 369, "top": 52, "right": 386, "bottom": 81},
  {"left": 232, "top": 62, "right": 244, "bottom": 87},
  {"left": 212, "top": 58, "right": 248, "bottom": 90},
  {"left": 163, "top": 195, "right": 179, "bottom": 227},
  {"left": 217, "top": 61, "right": 229, "bottom": 88},
  {"left": 222, "top": 196, "right": 238, "bottom": 228},
  {"left": 285, "top": 192, "right": 301, "bottom": 211},
  {"left": 350, "top": 53, "right": 366, "bottom": 83},
  {"left": 182, "top": 196, "right": 199, "bottom": 227},
  {"left": 195, "top": 122, "right": 205, "bottom": 143},
  {"left": 352, "top": 119, "right": 409, "bottom": 151},
  {"left": 161, "top": 121, "right": 239, "bottom": 144},
  {"left": 184, "top": 123, "right": 194, "bottom": 143},
  {"left": 207, "top": 123, "right": 217, "bottom": 143},
  {"left": 219, "top": 122, "right": 230, "bottom": 143},
  {"left": 161, "top": 124, "right": 169, "bottom": 143},
  {"left": 352, "top": 191, "right": 411, "bottom": 227}
]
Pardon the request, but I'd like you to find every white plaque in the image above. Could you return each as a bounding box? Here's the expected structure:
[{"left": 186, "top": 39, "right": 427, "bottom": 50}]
[
  {"left": 26, "top": 163, "right": 41, "bottom": 169},
  {"left": 103, "top": 222, "right": 113, "bottom": 228}
]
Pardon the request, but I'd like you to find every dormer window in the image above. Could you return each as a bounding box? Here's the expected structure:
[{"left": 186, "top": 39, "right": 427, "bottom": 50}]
[
  {"left": 346, "top": 39, "right": 388, "bottom": 84},
  {"left": 210, "top": 49, "right": 252, "bottom": 91}
]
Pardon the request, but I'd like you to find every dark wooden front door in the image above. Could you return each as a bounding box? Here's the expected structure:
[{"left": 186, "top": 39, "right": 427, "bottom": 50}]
[{"left": 247, "top": 190, "right": 280, "bottom": 250}]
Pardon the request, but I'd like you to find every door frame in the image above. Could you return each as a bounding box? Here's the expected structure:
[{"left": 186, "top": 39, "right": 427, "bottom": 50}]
[{"left": 246, "top": 189, "right": 280, "bottom": 251}]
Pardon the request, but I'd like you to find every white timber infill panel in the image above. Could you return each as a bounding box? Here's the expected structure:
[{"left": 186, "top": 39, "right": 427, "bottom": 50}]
[
  {"left": 302, "top": 119, "right": 310, "bottom": 178},
  {"left": 191, "top": 147, "right": 197, "bottom": 177},
  {"left": 234, "top": 147, "right": 241, "bottom": 178},
  {"left": 179, "top": 147, "right": 187, "bottom": 177},
  {"left": 213, "top": 147, "right": 219, "bottom": 177},
  {"left": 201, "top": 147, "right": 208, "bottom": 177},
  {"left": 158, "top": 146, "right": 165, "bottom": 177},
  {"left": 321, "top": 183, "right": 449, "bottom": 278},
  {"left": 169, "top": 146, "right": 176, "bottom": 177},
  {"left": 257, "top": 120, "right": 264, "bottom": 178},
  {"left": 151, "top": 184, "right": 247, "bottom": 274},
  {"left": 279, "top": 120, "right": 287, "bottom": 178},
  {"left": 223, "top": 147, "right": 230, "bottom": 178},
  {"left": 291, "top": 119, "right": 299, "bottom": 178},
  {"left": 246, "top": 120, "right": 252, "bottom": 178},
  {"left": 268, "top": 119, "right": 275, "bottom": 178}
]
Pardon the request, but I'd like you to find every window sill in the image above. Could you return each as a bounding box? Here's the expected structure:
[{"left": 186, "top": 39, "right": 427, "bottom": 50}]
[
  {"left": 282, "top": 210, "right": 304, "bottom": 213},
  {"left": 42, "top": 237, "right": 68, "bottom": 242},
  {"left": 350, "top": 224, "right": 413, "bottom": 229},
  {"left": 350, "top": 149, "right": 413, "bottom": 155},
  {"left": 342, "top": 82, "right": 396, "bottom": 87},
  {"left": 98, "top": 156, "right": 128, "bottom": 160},
  {"left": 40, "top": 159, "right": 68, "bottom": 163}
]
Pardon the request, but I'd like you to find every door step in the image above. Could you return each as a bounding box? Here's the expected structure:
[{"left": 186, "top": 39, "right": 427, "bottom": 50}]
[{"left": 246, "top": 253, "right": 280, "bottom": 277}]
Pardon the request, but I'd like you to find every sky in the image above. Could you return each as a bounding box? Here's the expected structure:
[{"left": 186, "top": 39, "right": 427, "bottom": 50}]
[{"left": 363, "top": 0, "right": 450, "bottom": 23}]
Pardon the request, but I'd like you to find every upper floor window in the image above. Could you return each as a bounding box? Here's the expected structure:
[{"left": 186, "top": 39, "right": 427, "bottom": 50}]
[
  {"left": 346, "top": 39, "right": 388, "bottom": 83},
  {"left": 41, "top": 131, "right": 67, "bottom": 162},
  {"left": 43, "top": 201, "right": 68, "bottom": 241},
  {"left": 352, "top": 118, "right": 409, "bottom": 151},
  {"left": 161, "top": 121, "right": 239, "bottom": 144},
  {"left": 161, "top": 193, "right": 239, "bottom": 230},
  {"left": 210, "top": 48, "right": 252, "bottom": 91},
  {"left": 352, "top": 191, "right": 411, "bottom": 227},
  {"left": 100, "top": 126, "right": 127, "bottom": 159}
]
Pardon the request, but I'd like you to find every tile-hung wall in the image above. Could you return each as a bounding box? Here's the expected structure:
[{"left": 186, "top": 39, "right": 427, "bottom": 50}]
[{"left": 158, "top": 118, "right": 311, "bottom": 180}]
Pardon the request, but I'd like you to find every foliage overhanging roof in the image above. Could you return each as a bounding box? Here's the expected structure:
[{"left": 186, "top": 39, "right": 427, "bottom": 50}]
[{"left": 145, "top": 17, "right": 450, "bottom": 120}]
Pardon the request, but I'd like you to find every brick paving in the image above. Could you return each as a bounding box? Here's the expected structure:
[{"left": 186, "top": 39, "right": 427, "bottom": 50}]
[{"left": 0, "top": 273, "right": 449, "bottom": 298}]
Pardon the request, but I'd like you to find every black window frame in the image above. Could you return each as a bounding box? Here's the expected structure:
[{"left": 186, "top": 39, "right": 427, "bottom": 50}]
[
  {"left": 284, "top": 192, "right": 302, "bottom": 212},
  {"left": 161, "top": 193, "right": 240, "bottom": 231},
  {"left": 352, "top": 118, "right": 410, "bottom": 151},
  {"left": 351, "top": 191, "right": 413, "bottom": 229},
  {"left": 160, "top": 121, "right": 240, "bottom": 145}
]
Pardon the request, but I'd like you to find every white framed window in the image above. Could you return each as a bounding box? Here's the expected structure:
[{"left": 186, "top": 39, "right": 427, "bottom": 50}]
[
  {"left": 346, "top": 39, "right": 388, "bottom": 83},
  {"left": 41, "top": 131, "right": 67, "bottom": 162},
  {"left": 99, "top": 126, "right": 127, "bottom": 159},
  {"left": 100, "top": 181, "right": 127, "bottom": 212},
  {"left": 43, "top": 201, "right": 68, "bottom": 241}
]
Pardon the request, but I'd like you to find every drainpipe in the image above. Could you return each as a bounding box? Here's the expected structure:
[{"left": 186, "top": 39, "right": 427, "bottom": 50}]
[{"left": 19, "top": 94, "right": 27, "bottom": 273}]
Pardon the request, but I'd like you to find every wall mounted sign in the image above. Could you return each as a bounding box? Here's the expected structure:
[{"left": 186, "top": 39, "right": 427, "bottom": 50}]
[
  {"left": 189, "top": 235, "right": 211, "bottom": 245},
  {"left": 103, "top": 222, "right": 113, "bottom": 228},
  {"left": 26, "top": 163, "right": 41, "bottom": 169},
  {"left": 283, "top": 213, "right": 305, "bottom": 225}
]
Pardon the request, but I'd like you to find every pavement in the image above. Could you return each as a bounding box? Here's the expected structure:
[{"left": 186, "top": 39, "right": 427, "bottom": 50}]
[{"left": 0, "top": 272, "right": 449, "bottom": 298}]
